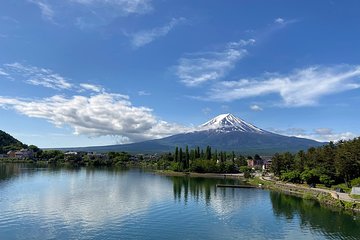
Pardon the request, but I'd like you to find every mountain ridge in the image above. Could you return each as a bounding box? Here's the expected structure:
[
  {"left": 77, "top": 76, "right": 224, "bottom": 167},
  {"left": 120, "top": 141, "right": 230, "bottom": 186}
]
[
  {"left": 198, "top": 113, "right": 266, "bottom": 133},
  {"left": 53, "top": 113, "right": 326, "bottom": 155},
  {"left": 0, "top": 130, "right": 26, "bottom": 154}
]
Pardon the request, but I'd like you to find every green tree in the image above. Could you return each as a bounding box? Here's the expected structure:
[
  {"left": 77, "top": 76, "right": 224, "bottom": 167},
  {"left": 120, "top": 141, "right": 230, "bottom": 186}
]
[
  {"left": 205, "top": 146, "right": 212, "bottom": 160},
  {"left": 185, "top": 146, "right": 190, "bottom": 169},
  {"left": 175, "top": 147, "right": 179, "bottom": 162},
  {"left": 300, "top": 169, "right": 320, "bottom": 185},
  {"left": 270, "top": 153, "right": 284, "bottom": 177},
  {"left": 280, "top": 170, "right": 301, "bottom": 183}
]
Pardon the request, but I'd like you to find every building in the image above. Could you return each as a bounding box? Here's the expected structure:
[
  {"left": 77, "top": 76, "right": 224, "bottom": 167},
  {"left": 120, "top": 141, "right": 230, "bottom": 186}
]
[
  {"left": 247, "top": 159, "right": 263, "bottom": 168},
  {"left": 64, "top": 151, "right": 79, "bottom": 156},
  {"left": 351, "top": 187, "right": 360, "bottom": 196},
  {"left": 261, "top": 156, "right": 273, "bottom": 171},
  {"left": 262, "top": 159, "right": 272, "bottom": 171},
  {"left": 0, "top": 154, "right": 8, "bottom": 159},
  {"left": 87, "top": 152, "right": 108, "bottom": 160},
  {"left": 14, "top": 149, "right": 34, "bottom": 159},
  {"left": 247, "top": 156, "right": 273, "bottom": 170},
  {"left": 7, "top": 150, "right": 16, "bottom": 158}
]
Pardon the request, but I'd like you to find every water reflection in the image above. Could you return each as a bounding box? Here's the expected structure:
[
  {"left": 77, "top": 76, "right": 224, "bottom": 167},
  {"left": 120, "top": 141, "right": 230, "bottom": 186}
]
[
  {"left": 1, "top": 166, "right": 170, "bottom": 230},
  {"left": 171, "top": 176, "right": 268, "bottom": 220},
  {"left": 171, "top": 176, "right": 243, "bottom": 204},
  {"left": 0, "top": 163, "right": 22, "bottom": 182},
  {"left": 1, "top": 165, "right": 360, "bottom": 240},
  {"left": 0, "top": 163, "right": 52, "bottom": 185},
  {"left": 270, "top": 192, "right": 360, "bottom": 239}
]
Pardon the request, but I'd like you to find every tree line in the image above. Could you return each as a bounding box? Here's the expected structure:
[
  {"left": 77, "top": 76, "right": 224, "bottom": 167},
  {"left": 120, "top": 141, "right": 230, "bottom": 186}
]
[
  {"left": 158, "top": 146, "right": 253, "bottom": 173},
  {"left": 270, "top": 138, "right": 360, "bottom": 187}
]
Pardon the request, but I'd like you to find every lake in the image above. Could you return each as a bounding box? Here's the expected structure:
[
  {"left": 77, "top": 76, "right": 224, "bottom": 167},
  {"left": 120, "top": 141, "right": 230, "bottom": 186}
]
[{"left": 0, "top": 163, "right": 360, "bottom": 240}]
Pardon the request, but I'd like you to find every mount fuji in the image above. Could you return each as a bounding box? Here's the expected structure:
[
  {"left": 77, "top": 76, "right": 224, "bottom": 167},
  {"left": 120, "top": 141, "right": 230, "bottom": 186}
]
[
  {"left": 199, "top": 113, "right": 266, "bottom": 133},
  {"left": 63, "top": 113, "right": 326, "bottom": 155}
]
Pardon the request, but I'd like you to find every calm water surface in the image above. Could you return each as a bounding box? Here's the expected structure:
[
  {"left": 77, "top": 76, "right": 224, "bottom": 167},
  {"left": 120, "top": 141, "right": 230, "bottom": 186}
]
[{"left": 0, "top": 163, "right": 360, "bottom": 240}]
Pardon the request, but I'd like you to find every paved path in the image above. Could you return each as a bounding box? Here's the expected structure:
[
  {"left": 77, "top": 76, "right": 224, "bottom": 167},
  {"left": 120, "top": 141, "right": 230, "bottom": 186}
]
[{"left": 261, "top": 176, "right": 360, "bottom": 203}]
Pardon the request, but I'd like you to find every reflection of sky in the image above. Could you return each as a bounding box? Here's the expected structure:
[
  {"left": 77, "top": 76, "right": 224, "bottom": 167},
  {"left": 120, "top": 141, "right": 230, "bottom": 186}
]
[
  {"left": 208, "top": 189, "right": 287, "bottom": 239},
  {"left": 174, "top": 184, "right": 341, "bottom": 240},
  {"left": 1, "top": 168, "right": 359, "bottom": 240},
  {"left": 1, "top": 169, "right": 172, "bottom": 228}
]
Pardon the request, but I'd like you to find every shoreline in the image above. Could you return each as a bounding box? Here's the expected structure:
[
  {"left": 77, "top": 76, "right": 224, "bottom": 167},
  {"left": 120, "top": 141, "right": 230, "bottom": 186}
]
[
  {"left": 155, "top": 169, "right": 360, "bottom": 213},
  {"left": 265, "top": 180, "right": 360, "bottom": 213},
  {"left": 251, "top": 178, "right": 360, "bottom": 214},
  {"left": 155, "top": 170, "right": 245, "bottom": 179},
  {"left": 2, "top": 162, "right": 360, "bottom": 214}
]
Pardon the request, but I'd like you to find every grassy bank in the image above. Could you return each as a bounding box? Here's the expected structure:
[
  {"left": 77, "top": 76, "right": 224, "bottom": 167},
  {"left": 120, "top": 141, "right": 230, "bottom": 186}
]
[{"left": 250, "top": 177, "right": 360, "bottom": 213}]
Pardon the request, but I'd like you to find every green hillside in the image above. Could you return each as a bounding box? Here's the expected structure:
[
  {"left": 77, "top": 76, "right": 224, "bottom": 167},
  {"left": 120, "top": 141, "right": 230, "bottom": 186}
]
[{"left": 0, "top": 130, "right": 26, "bottom": 154}]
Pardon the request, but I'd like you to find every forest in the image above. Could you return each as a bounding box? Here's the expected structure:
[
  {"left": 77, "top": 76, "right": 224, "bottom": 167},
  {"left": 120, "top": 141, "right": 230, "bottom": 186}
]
[
  {"left": 156, "top": 146, "right": 254, "bottom": 174},
  {"left": 270, "top": 137, "right": 360, "bottom": 188}
]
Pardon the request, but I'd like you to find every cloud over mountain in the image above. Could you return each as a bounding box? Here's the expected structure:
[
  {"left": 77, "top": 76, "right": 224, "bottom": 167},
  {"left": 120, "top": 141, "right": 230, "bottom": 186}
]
[{"left": 0, "top": 93, "right": 190, "bottom": 143}]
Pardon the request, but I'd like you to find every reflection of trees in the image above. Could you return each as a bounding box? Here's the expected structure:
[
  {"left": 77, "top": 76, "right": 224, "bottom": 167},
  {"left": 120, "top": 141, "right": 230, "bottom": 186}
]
[
  {"left": 172, "top": 176, "right": 243, "bottom": 204},
  {"left": 0, "top": 163, "right": 66, "bottom": 184},
  {"left": 0, "top": 163, "right": 22, "bottom": 182},
  {"left": 270, "top": 192, "right": 360, "bottom": 238},
  {"left": 0, "top": 164, "right": 129, "bottom": 184}
]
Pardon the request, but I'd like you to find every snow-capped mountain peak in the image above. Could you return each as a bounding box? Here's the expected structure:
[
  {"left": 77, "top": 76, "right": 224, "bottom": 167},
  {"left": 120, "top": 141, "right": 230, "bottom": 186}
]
[{"left": 199, "top": 113, "right": 265, "bottom": 133}]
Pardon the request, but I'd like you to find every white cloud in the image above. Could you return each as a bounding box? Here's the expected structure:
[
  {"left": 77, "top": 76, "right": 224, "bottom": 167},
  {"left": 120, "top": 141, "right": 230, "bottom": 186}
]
[
  {"left": 28, "top": 0, "right": 152, "bottom": 26},
  {"left": 0, "top": 69, "right": 9, "bottom": 76},
  {"left": 314, "top": 128, "right": 333, "bottom": 135},
  {"left": 205, "top": 65, "right": 360, "bottom": 106},
  {"left": 28, "top": 0, "right": 55, "bottom": 21},
  {"left": 176, "top": 39, "right": 255, "bottom": 87},
  {"left": 0, "top": 93, "right": 191, "bottom": 143},
  {"left": 270, "top": 127, "right": 307, "bottom": 136},
  {"left": 0, "top": 62, "right": 192, "bottom": 143},
  {"left": 271, "top": 127, "right": 358, "bottom": 142},
  {"left": 130, "top": 17, "right": 186, "bottom": 48},
  {"left": 273, "top": 17, "right": 299, "bottom": 27},
  {"left": 70, "top": 0, "right": 153, "bottom": 15},
  {"left": 3, "top": 63, "right": 110, "bottom": 93},
  {"left": 138, "top": 90, "right": 151, "bottom": 96},
  {"left": 310, "top": 128, "right": 357, "bottom": 142},
  {"left": 274, "top": 18, "right": 285, "bottom": 24},
  {"left": 3, "top": 62, "right": 73, "bottom": 90},
  {"left": 250, "top": 104, "right": 263, "bottom": 111},
  {"left": 80, "top": 83, "right": 103, "bottom": 92}
]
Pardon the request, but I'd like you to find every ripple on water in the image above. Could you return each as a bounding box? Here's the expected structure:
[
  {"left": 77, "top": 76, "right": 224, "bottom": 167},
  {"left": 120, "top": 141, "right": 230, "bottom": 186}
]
[{"left": 1, "top": 167, "right": 360, "bottom": 240}]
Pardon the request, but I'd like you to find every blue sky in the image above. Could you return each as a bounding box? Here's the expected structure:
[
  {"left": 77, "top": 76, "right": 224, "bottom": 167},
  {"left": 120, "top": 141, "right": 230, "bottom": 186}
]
[{"left": 1, "top": 0, "right": 360, "bottom": 147}]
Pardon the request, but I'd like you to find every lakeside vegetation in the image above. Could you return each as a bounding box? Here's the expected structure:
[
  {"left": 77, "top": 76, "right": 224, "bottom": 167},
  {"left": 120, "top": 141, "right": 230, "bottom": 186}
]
[
  {"left": 1, "top": 129, "right": 360, "bottom": 190},
  {"left": 154, "top": 146, "right": 254, "bottom": 174},
  {"left": 270, "top": 138, "right": 360, "bottom": 189},
  {"left": 2, "top": 128, "right": 360, "bottom": 212},
  {"left": 0, "top": 146, "right": 255, "bottom": 175}
]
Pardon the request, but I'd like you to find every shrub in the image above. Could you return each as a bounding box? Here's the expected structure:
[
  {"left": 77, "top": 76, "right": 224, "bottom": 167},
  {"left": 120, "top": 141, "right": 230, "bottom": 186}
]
[
  {"left": 351, "top": 177, "right": 360, "bottom": 187},
  {"left": 280, "top": 170, "right": 301, "bottom": 183},
  {"left": 300, "top": 169, "right": 320, "bottom": 184},
  {"left": 319, "top": 174, "right": 335, "bottom": 187}
]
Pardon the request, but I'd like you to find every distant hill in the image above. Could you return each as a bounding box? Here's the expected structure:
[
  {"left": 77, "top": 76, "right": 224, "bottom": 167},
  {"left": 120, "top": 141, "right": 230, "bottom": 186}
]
[
  {"left": 57, "top": 113, "right": 326, "bottom": 155},
  {"left": 0, "top": 130, "right": 26, "bottom": 154}
]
